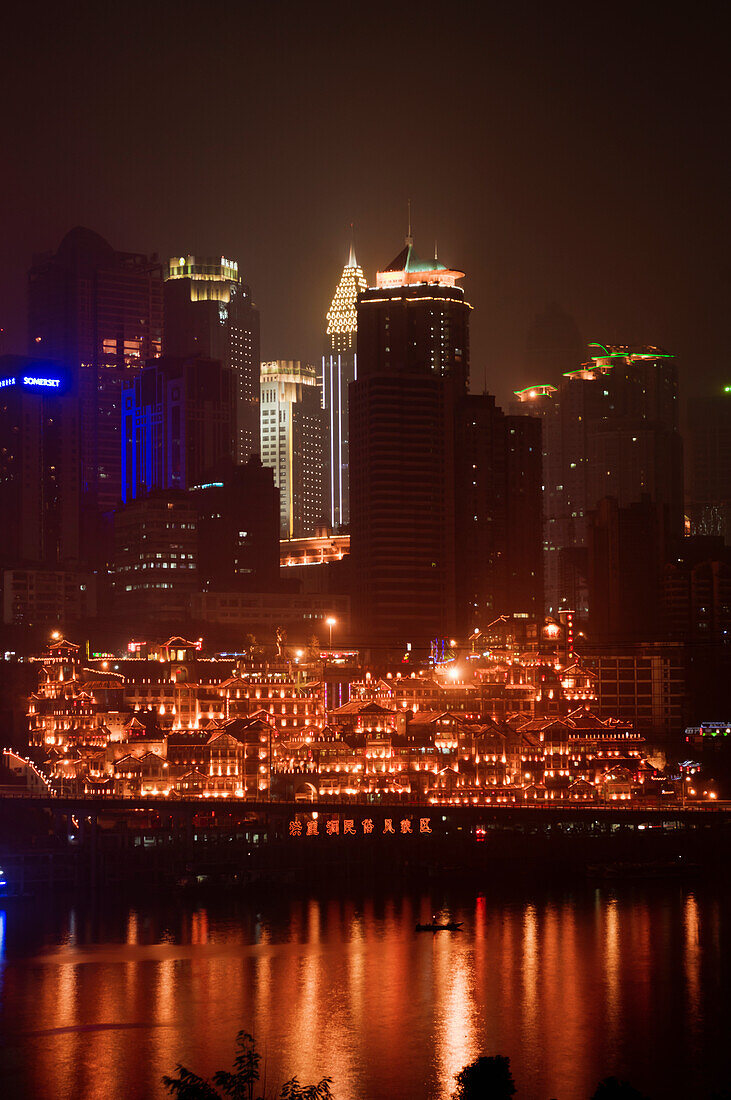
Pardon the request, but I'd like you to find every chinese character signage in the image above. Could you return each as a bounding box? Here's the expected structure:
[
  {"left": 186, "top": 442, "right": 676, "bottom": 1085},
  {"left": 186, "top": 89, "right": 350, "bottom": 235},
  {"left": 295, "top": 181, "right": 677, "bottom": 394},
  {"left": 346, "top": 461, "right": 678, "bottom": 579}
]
[{"left": 289, "top": 816, "right": 432, "bottom": 836}]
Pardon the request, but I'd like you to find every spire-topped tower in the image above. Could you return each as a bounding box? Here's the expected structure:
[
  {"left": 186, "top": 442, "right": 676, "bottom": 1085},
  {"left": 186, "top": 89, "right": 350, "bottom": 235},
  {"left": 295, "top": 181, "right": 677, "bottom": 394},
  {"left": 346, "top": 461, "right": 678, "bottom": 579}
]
[
  {"left": 326, "top": 236, "right": 367, "bottom": 354},
  {"left": 323, "top": 236, "right": 368, "bottom": 529}
]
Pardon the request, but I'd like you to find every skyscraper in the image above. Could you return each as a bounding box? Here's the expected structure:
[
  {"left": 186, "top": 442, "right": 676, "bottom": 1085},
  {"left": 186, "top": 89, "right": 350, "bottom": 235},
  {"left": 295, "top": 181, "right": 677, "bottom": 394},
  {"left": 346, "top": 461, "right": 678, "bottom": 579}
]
[
  {"left": 350, "top": 234, "right": 544, "bottom": 646},
  {"left": 164, "top": 255, "right": 260, "bottom": 463},
  {"left": 192, "top": 456, "right": 280, "bottom": 592},
  {"left": 455, "top": 397, "right": 544, "bottom": 631},
  {"left": 323, "top": 240, "right": 367, "bottom": 529},
  {"left": 28, "top": 228, "right": 163, "bottom": 558},
  {"left": 515, "top": 344, "right": 684, "bottom": 621},
  {"left": 122, "top": 356, "right": 233, "bottom": 501},
  {"left": 0, "top": 357, "right": 78, "bottom": 568},
  {"left": 260, "top": 361, "right": 324, "bottom": 538},
  {"left": 351, "top": 238, "right": 467, "bottom": 643},
  {"left": 0, "top": 357, "right": 91, "bottom": 627}
]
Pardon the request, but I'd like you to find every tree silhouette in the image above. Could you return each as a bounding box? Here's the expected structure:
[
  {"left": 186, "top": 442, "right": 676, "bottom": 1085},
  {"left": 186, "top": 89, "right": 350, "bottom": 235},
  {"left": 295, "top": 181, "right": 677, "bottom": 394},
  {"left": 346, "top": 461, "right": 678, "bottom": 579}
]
[
  {"left": 590, "top": 1077, "right": 649, "bottom": 1100},
  {"left": 162, "top": 1030, "right": 332, "bottom": 1100},
  {"left": 452, "top": 1055, "right": 516, "bottom": 1099}
]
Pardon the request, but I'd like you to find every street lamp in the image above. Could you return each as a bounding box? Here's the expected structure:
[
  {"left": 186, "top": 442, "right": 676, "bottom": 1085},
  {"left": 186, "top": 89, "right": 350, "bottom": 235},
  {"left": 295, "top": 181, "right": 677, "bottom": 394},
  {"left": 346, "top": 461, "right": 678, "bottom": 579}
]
[{"left": 326, "top": 616, "right": 336, "bottom": 649}]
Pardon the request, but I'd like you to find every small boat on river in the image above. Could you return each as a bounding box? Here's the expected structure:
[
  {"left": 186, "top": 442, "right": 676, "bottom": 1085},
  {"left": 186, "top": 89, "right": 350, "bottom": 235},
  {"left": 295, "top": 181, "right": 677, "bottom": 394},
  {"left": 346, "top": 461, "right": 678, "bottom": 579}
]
[{"left": 415, "top": 920, "right": 463, "bottom": 932}]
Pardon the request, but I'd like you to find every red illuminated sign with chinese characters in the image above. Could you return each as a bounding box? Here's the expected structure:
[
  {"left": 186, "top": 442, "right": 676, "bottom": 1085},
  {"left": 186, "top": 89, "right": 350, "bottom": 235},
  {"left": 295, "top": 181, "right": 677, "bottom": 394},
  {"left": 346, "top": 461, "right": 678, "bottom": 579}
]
[{"left": 289, "top": 817, "right": 432, "bottom": 837}]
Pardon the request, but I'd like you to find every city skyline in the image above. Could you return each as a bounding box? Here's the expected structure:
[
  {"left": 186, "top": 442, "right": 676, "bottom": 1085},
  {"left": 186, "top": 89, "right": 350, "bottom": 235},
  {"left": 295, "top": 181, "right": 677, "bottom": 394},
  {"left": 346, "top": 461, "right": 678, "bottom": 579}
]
[{"left": 1, "top": 5, "right": 729, "bottom": 408}]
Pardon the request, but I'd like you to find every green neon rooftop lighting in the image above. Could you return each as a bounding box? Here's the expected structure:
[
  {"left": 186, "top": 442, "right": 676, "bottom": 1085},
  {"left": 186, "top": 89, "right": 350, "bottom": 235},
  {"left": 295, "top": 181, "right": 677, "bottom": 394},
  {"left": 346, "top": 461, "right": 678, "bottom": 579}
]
[{"left": 513, "top": 384, "right": 557, "bottom": 397}]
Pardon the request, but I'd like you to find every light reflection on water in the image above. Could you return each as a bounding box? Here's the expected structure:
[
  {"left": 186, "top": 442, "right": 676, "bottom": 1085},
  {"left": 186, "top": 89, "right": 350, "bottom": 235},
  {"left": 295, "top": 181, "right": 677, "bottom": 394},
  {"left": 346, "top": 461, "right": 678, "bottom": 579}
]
[{"left": 0, "top": 883, "right": 729, "bottom": 1099}]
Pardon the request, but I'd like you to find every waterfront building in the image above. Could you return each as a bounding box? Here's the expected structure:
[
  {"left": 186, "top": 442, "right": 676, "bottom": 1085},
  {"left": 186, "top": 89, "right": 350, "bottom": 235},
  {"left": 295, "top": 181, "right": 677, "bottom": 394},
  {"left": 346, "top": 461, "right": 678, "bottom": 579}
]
[
  {"left": 323, "top": 241, "right": 367, "bottom": 529},
  {"left": 260, "top": 360, "right": 324, "bottom": 538},
  {"left": 28, "top": 228, "right": 163, "bottom": 559},
  {"left": 164, "top": 255, "right": 260, "bottom": 464},
  {"left": 122, "top": 355, "right": 233, "bottom": 501},
  {"left": 22, "top": 635, "right": 674, "bottom": 801}
]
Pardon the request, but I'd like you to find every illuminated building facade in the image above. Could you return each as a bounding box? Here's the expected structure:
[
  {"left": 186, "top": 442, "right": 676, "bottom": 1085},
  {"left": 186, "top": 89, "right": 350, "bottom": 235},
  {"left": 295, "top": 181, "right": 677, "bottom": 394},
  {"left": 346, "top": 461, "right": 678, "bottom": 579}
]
[
  {"left": 28, "top": 228, "right": 163, "bottom": 558},
  {"left": 164, "top": 255, "right": 260, "bottom": 463},
  {"left": 23, "top": 636, "right": 683, "bottom": 800},
  {"left": 260, "top": 361, "right": 324, "bottom": 538},
  {"left": 323, "top": 242, "right": 367, "bottom": 529},
  {"left": 122, "top": 355, "right": 233, "bottom": 501}
]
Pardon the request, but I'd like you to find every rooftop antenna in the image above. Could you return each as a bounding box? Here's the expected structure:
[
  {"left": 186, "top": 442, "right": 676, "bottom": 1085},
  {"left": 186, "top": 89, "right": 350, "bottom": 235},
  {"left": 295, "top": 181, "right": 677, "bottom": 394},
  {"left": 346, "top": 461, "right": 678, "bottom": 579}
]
[
  {"left": 434, "top": 239, "right": 438, "bottom": 262},
  {"left": 406, "top": 199, "right": 413, "bottom": 247},
  {"left": 347, "top": 222, "right": 356, "bottom": 267}
]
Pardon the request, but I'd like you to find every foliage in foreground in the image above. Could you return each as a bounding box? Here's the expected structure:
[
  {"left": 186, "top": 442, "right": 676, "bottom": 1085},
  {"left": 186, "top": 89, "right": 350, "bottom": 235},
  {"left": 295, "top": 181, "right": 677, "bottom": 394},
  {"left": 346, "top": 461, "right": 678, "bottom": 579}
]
[
  {"left": 452, "top": 1054, "right": 517, "bottom": 1099},
  {"left": 162, "top": 1030, "right": 333, "bottom": 1100}
]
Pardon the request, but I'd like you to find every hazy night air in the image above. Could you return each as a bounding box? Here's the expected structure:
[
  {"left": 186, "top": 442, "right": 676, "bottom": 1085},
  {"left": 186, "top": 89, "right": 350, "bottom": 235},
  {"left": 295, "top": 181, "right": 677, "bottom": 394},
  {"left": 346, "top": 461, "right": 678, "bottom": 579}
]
[{"left": 2, "top": 2, "right": 729, "bottom": 404}]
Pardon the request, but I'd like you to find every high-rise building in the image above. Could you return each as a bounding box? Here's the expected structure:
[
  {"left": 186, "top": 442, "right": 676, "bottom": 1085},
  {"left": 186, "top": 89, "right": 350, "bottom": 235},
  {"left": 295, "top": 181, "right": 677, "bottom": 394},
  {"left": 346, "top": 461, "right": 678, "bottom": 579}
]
[
  {"left": 110, "top": 491, "right": 198, "bottom": 622},
  {"left": 587, "top": 495, "right": 664, "bottom": 643},
  {"left": 164, "top": 255, "right": 260, "bottom": 464},
  {"left": 351, "top": 238, "right": 470, "bottom": 643},
  {"left": 351, "top": 235, "right": 541, "bottom": 646},
  {"left": 0, "top": 357, "right": 90, "bottom": 626},
  {"left": 28, "top": 228, "right": 163, "bottom": 557},
  {"left": 190, "top": 456, "right": 280, "bottom": 592},
  {"left": 686, "top": 387, "right": 731, "bottom": 543},
  {"left": 0, "top": 357, "right": 79, "bottom": 567},
  {"left": 260, "top": 361, "right": 324, "bottom": 538},
  {"left": 122, "top": 355, "right": 233, "bottom": 501},
  {"left": 455, "top": 396, "right": 543, "bottom": 633},
  {"left": 515, "top": 344, "right": 683, "bottom": 622},
  {"left": 323, "top": 241, "right": 367, "bottom": 529}
]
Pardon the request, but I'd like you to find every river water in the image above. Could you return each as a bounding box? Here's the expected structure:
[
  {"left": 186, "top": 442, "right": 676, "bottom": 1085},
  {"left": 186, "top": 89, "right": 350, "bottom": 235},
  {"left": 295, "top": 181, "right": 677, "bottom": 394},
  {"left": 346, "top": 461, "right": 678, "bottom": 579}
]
[{"left": 0, "top": 878, "right": 729, "bottom": 1099}]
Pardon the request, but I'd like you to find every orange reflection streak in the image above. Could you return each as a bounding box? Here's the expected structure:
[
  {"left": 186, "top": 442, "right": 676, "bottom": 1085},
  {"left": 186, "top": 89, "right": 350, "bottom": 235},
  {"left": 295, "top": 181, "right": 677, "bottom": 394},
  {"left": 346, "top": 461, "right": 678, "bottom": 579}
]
[
  {"left": 683, "top": 893, "right": 700, "bottom": 1030},
  {"left": 549, "top": 901, "right": 588, "bottom": 1099},
  {"left": 603, "top": 896, "right": 620, "bottom": 1043},
  {"left": 521, "top": 903, "right": 539, "bottom": 1046},
  {"left": 126, "top": 909, "right": 139, "bottom": 945},
  {"left": 434, "top": 937, "right": 477, "bottom": 1099}
]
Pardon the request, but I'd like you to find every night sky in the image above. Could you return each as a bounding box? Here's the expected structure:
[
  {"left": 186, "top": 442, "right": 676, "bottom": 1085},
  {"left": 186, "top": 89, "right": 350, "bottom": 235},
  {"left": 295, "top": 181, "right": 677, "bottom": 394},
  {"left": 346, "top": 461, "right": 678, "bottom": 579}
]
[{"left": 3, "top": 1, "right": 729, "bottom": 405}]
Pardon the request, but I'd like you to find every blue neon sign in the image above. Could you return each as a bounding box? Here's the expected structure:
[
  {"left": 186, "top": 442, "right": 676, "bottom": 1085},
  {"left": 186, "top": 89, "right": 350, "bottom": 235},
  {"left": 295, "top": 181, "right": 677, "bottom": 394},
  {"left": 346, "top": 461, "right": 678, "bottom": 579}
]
[
  {"left": 0, "top": 374, "right": 64, "bottom": 391},
  {"left": 23, "top": 375, "right": 61, "bottom": 388}
]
